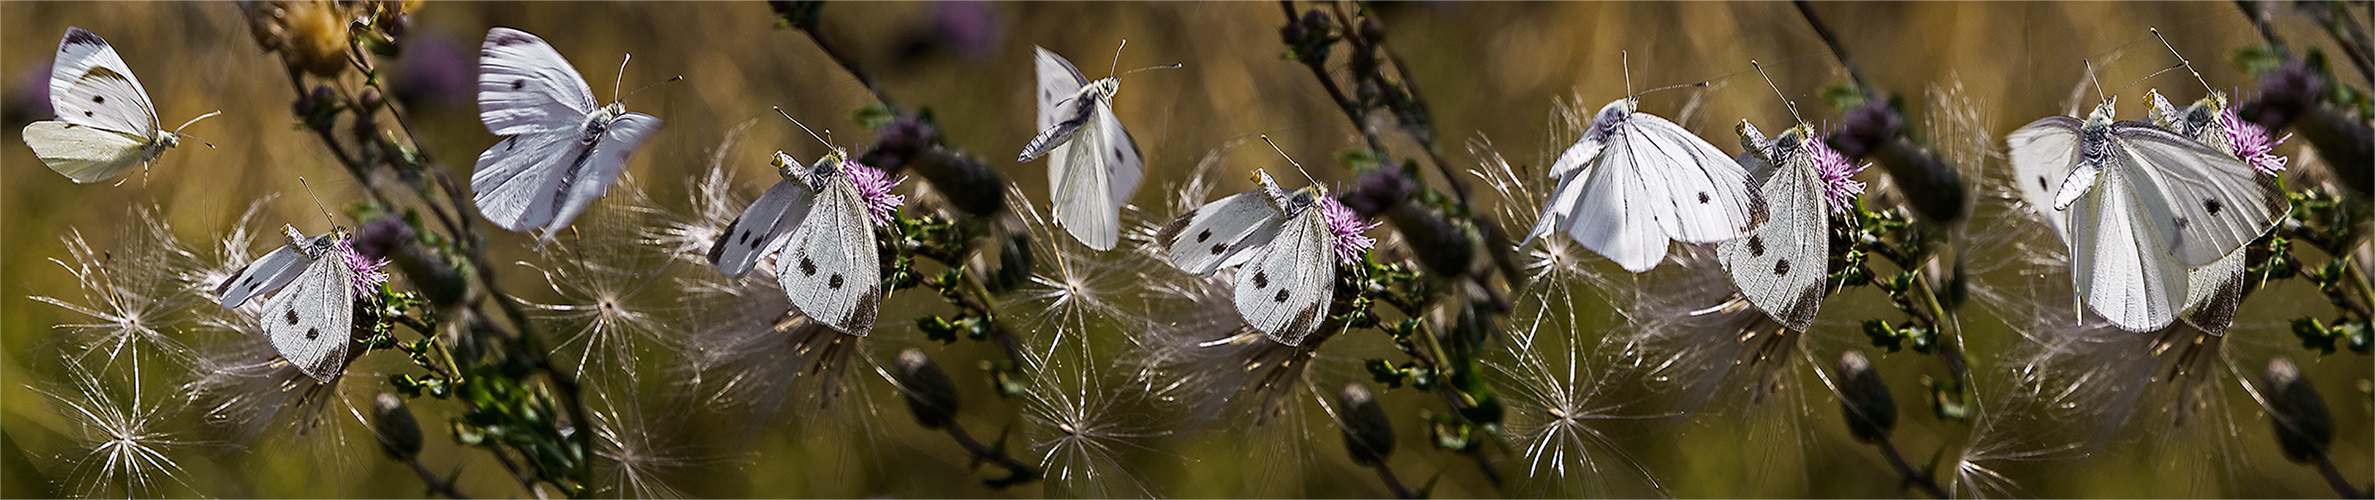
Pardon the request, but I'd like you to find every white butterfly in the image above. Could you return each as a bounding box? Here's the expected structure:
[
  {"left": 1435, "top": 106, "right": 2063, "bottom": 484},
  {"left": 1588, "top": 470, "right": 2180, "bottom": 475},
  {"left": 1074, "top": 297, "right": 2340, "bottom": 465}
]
[
  {"left": 1157, "top": 170, "right": 1336, "bottom": 346},
  {"left": 216, "top": 225, "right": 356, "bottom": 383},
  {"left": 1716, "top": 121, "right": 1834, "bottom": 332},
  {"left": 1017, "top": 45, "right": 1151, "bottom": 251},
  {"left": 1525, "top": 96, "right": 1767, "bottom": 273},
  {"left": 709, "top": 149, "right": 884, "bottom": 336},
  {"left": 2005, "top": 96, "right": 2285, "bottom": 333},
  {"left": 23, "top": 27, "right": 217, "bottom": 184},
  {"left": 471, "top": 27, "right": 662, "bottom": 242}
]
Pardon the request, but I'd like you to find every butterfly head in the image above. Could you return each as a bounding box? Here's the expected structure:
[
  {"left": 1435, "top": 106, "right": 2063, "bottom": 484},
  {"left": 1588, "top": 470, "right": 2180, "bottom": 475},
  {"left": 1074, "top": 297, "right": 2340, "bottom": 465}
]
[
  {"left": 2084, "top": 98, "right": 2119, "bottom": 129},
  {"left": 583, "top": 102, "right": 627, "bottom": 140}
]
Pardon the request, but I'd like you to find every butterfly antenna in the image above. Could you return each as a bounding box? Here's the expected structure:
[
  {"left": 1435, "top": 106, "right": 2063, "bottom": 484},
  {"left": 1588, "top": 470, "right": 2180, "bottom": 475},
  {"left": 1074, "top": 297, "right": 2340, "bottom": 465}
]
[
  {"left": 622, "top": 76, "right": 684, "bottom": 104},
  {"left": 774, "top": 107, "right": 832, "bottom": 148},
  {"left": 2084, "top": 59, "right": 2106, "bottom": 102},
  {"left": 2110, "top": 62, "right": 2189, "bottom": 98},
  {"left": 615, "top": 53, "right": 631, "bottom": 104},
  {"left": 1260, "top": 135, "right": 1317, "bottom": 185},
  {"left": 1751, "top": 60, "right": 1806, "bottom": 125},
  {"left": 296, "top": 176, "right": 338, "bottom": 227},
  {"left": 1110, "top": 39, "right": 1128, "bottom": 79},
  {"left": 2150, "top": 27, "right": 2217, "bottom": 94},
  {"left": 1117, "top": 62, "right": 1184, "bottom": 77},
  {"left": 172, "top": 110, "right": 223, "bottom": 148},
  {"left": 1622, "top": 50, "right": 1636, "bottom": 97}
]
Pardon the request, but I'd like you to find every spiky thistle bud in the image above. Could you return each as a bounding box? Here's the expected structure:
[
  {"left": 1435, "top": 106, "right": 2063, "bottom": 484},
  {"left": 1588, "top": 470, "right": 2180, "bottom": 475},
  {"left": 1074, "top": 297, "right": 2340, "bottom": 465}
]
[
  {"left": 1834, "top": 350, "right": 1896, "bottom": 444},
  {"left": 894, "top": 348, "right": 960, "bottom": 430},
  {"left": 372, "top": 393, "right": 422, "bottom": 460},
  {"left": 1337, "top": 384, "right": 1395, "bottom": 466},
  {"left": 2261, "top": 357, "right": 2333, "bottom": 464}
]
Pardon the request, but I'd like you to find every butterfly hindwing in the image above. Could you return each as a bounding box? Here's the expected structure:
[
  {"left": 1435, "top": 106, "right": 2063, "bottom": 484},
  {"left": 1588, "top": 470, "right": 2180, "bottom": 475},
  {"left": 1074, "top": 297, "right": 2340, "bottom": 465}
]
[
  {"left": 1718, "top": 135, "right": 1827, "bottom": 331},
  {"left": 773, "top": 173, "right": 881, "bottom": 335},
  {"left": 23, "top": 122, "right": 154, "bottom": 183},
  {"left": 1052, "top": 96, "right": 1120, "bottom": 250},
  {"left": 471, "top": 132, "right": 582, "bottom": 232},
  {"left": 1157, "top": 191, "right": 1285, "bottom": 275},
  {"left": 2111, "top": 122, "right": 2285, "bottom": 267},
  {"left": 2067, "top": 164, "right": 2188, "bottom": 331},
  {"left": 216, "top": 244, "right": 310, "bottom": 309},
  {"left": 1618, "top": 113, "right": 1766, "bottom": 244},
  {"left": 540, "top": 113, "right": 662, "bottom": 243}
]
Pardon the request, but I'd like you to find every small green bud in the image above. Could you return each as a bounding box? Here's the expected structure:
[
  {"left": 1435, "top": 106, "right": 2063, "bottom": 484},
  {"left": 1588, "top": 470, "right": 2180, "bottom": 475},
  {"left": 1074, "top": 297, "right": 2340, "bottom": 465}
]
[
  {"left": 372, "top": 393, "right": 423, "bottom": 460},
  {"left": 2261, "top": 357, "right": 2333, "bottom": 463},
  {"left": 1834, "top": 350, "right": 1896, "bottom": 443}
]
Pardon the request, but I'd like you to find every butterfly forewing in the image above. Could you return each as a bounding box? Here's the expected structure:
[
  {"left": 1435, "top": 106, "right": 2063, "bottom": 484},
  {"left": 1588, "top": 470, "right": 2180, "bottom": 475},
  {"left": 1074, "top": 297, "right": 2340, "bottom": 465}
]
[
  {"left": 1620, "top": 113, "right": 1765, "bottom": 243},
  {"left": 50, "top": 28, "right": 157, "bottom": 133},
  {"left": 1099, "top": 102, "right": 1146, "bottom": 208},
  {"left": 260, "top": 245, "right": 355, "bottom": 384},
  {"left": 1052, "top": 98, "right": 1120, "bottom": 250},
  {"left": 1158, "top": 191, "right": 1286, "bottom": 275},
  {"left": 217, "top": 244, "right": 311, "bottom": 309},
  {"left": 710, "top": 178, "right": 816, "bottom": 277},
  {"left": 540, "top": 113, "right": 662, "bottom": 243},
  {"left": 773, "top": 173, "right": 881, "bottom": 335},
  {"left": 2006, "top": 117, "right": 2084, "bottom": 241},
  {"left": 2067, "top": 165, "right": 2187, "bottom": 331},
  {"left": 2110, "top": 122, "right": 2285, "bottom": 266},
  {"left": 23, "top": 122, "right": 154, "bottom": 183},
  {"left": 1232, "top": 209, "right": 1335, "bottom": 346},
  {"left": 471, "top": 133, "right": 581, "bottom": 232},
  {"left": 477, "top": 27, "right": 597, "bottom": 136}
]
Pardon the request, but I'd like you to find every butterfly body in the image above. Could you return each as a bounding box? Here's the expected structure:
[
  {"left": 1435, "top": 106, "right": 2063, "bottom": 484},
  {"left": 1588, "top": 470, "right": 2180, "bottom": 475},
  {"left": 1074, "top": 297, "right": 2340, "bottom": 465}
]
[{"left": 1021, "top": 46, "right": 1146, "bottom": 251}]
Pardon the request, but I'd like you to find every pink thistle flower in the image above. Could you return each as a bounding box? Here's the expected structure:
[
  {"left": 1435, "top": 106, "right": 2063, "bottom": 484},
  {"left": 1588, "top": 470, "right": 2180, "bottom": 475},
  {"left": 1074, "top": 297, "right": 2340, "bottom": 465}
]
[
  {"left": 844, "top": 160, "right": 906, "bottom": 227},
  {"left": 335, "top": 238, "right": 389, "bottom": 297},
  {"left": 1317, "top": 194, "right": 1378, "bottom": 266},
  {"left": 1808, "top": 137, "right": 1869, "bottom": 215},
  {"left": 2218, "top": 107, "right": 2289, "bottom": 176}
]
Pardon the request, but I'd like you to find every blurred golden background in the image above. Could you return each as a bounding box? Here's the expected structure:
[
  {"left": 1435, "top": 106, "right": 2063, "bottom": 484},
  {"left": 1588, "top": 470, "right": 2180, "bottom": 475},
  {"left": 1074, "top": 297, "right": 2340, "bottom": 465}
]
[{"left": 2, "top": 1, "right": 2367, "bottom": 498}]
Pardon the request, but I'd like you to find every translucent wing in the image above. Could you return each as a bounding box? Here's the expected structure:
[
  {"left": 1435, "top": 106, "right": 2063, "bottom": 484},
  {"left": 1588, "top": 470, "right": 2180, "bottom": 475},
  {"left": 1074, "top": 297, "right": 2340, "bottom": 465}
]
[
  {"left": 2067, "top": 164, "right": 2186, "bottom": 332},
  {"left": 471, "top": 132, "right": 583, "bottom": 232},
  {"left": 2180, "top": 247, "right": 2247, "bottom": 336},
  {"left": 773, "top": 174, "right": 882, "bottom": 335},
  {"left": 1616, "top": 112, "right": 1766, "bottom": 243},
  {"left": 709, "top": 178, "right": 815, "bottom": 277},
  {"left": 259, "top": 248, "right": 354, "bottom": 383},
  {"left": 539, "top": 113, "right": 662, "bottom": 242},
  {"left": 1098, "top": 102, "right": 1146, "bottom": 209},
  {"left": 216, "top": 243, "right": 310, "bottom": 309},
  {"left": 2110, "top": 122, "right": 2286, "bottom": 266},
  {"left": 1521, "top": 165, "right": 1587, "bottom": 244},
  {"left": 50, "top": 28, "right": 157, "bottom": 134},
  {"left": 1157, "top": 191, "right": 1286, "bottom": 275},
  {"left": 1717, "top": 143, "right": 1827, "bottom": 332},
  {"left": 477, "top": 27, "right": 596, "bottom": 137},
  {"left": 1232, "top": 209, "right": 1334, "bottom": 346},
  {"left": 1560, "top": 154, "right": 1669, "bottom": 273},
  {"left": 1051, "top": 96, "right": 1120, "bottom": 250},
  {"left": 2006, "top": 116, "right": 2083, "bottom": 241},
  {"left": 1020, "top": 47, "right": 1094, "bottom": 162},
  {"left": 22, "top": 121, "right": 154, "bottom": 183}
]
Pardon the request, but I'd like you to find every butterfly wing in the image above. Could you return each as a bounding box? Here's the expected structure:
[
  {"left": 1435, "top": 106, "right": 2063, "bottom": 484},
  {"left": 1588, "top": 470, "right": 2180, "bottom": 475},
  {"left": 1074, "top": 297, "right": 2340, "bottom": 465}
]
[
  {"left": 2180, "top": 247, "right": 2247, "bottom": 336},
  {"left": 1098, "top": 101, "right": 1146, "bottom": 210},
  {"left": 216, "top": 243, "right": 311, "bottom": 309},
  {"left": 471, "top": 132, "right": 583, "bottom": 232},
  {"left": 1158, "top": 191, "right": 1287, "bottom": 275},
  {"left": 1232, "top": 209, "right": 1335, "bottom": 346},
  {"left": 1051, "top": 96, "right": 1120, "bottom": 250},
  {"left": 1718, "top": 145, "right": 1827, "bottom": 332},
  {"left": 50, "top": 28, "right": 158, "bottom": 135},
  {"left": 1618, "top": 112, "right": 1766, "bottom": 244},
  {"left": 539, "top": 113, "right": 661, "bottom": 242},
  {"left": 259, "top": 248, "right": 354, "bottom": 383},
  {"left": 2006, "top": 116, "right": 2083, "bottom": 241},
  {"left": 1019, "top": 46, "right": 1093, "bottom": 163},
  {"left": 2110, "top": 122, "right": 2285, "bottom": 267},
  {"left": 709, "top": 178, "right": 816, "bottom": 277},
  {"left": 2067, "top": 164, "right": 2187, "bottom": 332},
  {"left": 773, "top": 174, "right": 882, "bottom": 335},
  {"left": 1560, "top": 130, "right": 1676, "bottom": 272},
  {"left": 22, "top": 121, "right": 155, "bottom": 183},
  {"left": 477, "top": 27, "right": 597, "bottom": 136}
]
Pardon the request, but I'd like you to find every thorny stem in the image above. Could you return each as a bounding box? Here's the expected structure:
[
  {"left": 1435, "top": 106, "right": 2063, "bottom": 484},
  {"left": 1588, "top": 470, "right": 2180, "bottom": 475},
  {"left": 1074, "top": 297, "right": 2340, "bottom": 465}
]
[
  {"left": 2234, "top": 1, "right": 2294, "bottom": 59},
  {"left": 1874, "top": 432, "right": 1948, "bottom": 498},
  {"left": 403, "top": 456, "right": 471, "bottom": 499},
  {"left": 1370, "top": 461, "right": 1416, "bottom": 499},
  {"left": 2313, "top": 451, "right": 2369, "bottom": 499},
  {"left": 1793, "top": 1, "right": 1874, "bottom": 98},
  {"left": 2335, "top": 261, "right": 2375, "bottom": 323},
  {"left": 1912, "top": 271, "right": 1971, "bottom": 408},
  {"left": 942, "top": 419, "right": 1043, "bottom": 487}
]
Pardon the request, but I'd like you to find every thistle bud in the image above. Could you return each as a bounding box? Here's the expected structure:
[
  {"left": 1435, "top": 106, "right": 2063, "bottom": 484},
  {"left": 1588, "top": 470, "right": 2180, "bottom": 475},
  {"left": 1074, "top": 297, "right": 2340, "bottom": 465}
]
[
  {"left": 1384, "top": 202, "right": 1472, "bottom": 277},
  {"left": 1834, "top": 350, "right": 1896, "bottom": 444},
  {"left": 1357, "top": 17, "right": 1385, "bottom": 43},
  {"left": 893, "top": 348, "right": 960, "bottom": 430},
  {"left": 1337, "top": 384, "right": 1395, "bottom": 466},
  {"left": 372, "top": 393, "right": 422, "bottom": 460},
  {"left": 1345, "top": 170, "right": 1413, "bottom": 218},
  {"left": 2261, "top": 357, "right": 2332, "bottom": 463}
]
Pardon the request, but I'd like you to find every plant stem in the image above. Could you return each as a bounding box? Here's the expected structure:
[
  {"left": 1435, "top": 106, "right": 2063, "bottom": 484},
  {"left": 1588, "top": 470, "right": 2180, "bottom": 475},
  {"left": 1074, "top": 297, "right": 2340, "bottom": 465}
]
[
  {"left": 943, "top": 419, "right": 1042, "bottom": 487},
  {"left": 1873, "top": 432, "right": 1947, "bottom": 498},
  {"left": 1793, "top": 1, "right": 1874, "bottom": 97},
  {"left": 403, "top": 457, "right": 471, "bottom": 499},
  {"left": 1370, "top": 461, "right": 1416, "bottom": 499},
  {"left": 2315, "top": 451, "right": 2369, "bottom": 499}
]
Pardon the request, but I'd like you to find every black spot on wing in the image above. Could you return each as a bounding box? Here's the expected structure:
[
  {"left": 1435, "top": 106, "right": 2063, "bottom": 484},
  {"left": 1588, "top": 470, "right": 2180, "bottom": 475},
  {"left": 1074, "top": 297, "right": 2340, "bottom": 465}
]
[
  {"left": 1196, "top": 230, "right": 1212, "bottom": 243},
  {"left": 1747, "top": 236, "right": 1765, "bottom": 257},
  {"left": 305, "top": 327, "right": 320, "bottom": 340},
  {"left": 2038, "top": 176, "right": 2050, "bottom": 190},
  {"left": 84, "top": 111, "right": 94, "bottom": 117},
  {"left": 1773, "top": 259, "right": 1790, "bottom": 276},
  {"left": 800, "top": 257, "right": 818, "bottom": 276},
  {"left": 285, "top": 309, "right": 300, "bottom": 325},
  {"left": 92, "top": 95, "right": 104, "bottom": 104},
  {"left": 1210, "top": 243, "right": 1226, "bottom": 255},
  {"left": 1273, "top": 289, "right": 1290, "bottom": 303},
  {"left": 2203, "top": 198, "right": 2223, "bottom": 215},
  {"left": 1697, "top": 192, "right": 1710, "bottom": 204},
  {"left": 829, "top": 274, "right": 845, "bottom": 289},
  {"left": 1253, "top": 271, "right": 1269, "bottom": 288},
  {"left": 511, "top": 79, "right": 525, "bottom": 90}
]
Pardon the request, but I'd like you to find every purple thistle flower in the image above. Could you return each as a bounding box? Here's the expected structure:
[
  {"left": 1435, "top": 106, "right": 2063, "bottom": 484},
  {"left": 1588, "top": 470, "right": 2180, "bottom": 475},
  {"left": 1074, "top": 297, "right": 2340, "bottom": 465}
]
[
  {"left": 2219, "top": 107, "right": 2289, "bottom": 176},
  {"left": 1808, "top": 137, "right": 1869, "bottom": 216},
  {"left": 844, "top": 160, "right": 906, "bottom": 227},
  {"left": 336, "top": 238, "right": 390, "bottom": 297},
  {"left": 1318, "top": 195, "right": 1379, "bottom": 266}
]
